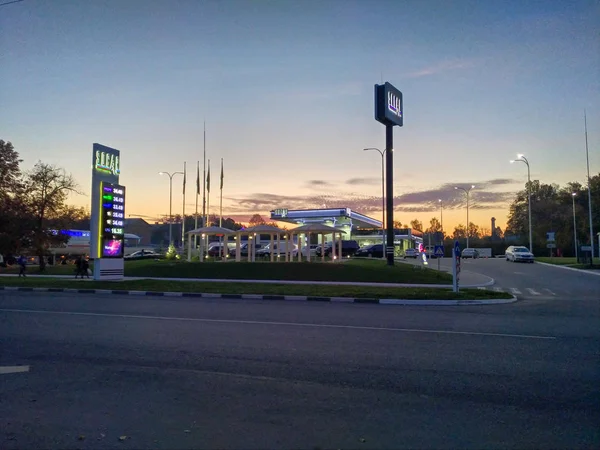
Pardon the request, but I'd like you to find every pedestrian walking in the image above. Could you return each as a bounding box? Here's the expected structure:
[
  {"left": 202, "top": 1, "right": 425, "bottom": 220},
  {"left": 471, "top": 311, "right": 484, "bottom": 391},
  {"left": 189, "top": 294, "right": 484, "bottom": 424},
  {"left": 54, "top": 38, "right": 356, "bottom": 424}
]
[
  {"left": 82, "top": 257, "right": 90, "bottom": 279},
  {"left": 18, "top": 255, "right": 27, "bottom": 277},
  {"left": 75, "top": 256, "right": 83, "bottom": 279}
]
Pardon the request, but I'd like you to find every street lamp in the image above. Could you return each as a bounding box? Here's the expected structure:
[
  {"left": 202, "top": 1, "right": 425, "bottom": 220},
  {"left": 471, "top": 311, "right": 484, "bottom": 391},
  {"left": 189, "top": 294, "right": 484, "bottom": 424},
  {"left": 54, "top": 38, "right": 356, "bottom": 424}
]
[
  {"left": 363, "top": 147, "right": 386, "bottom": 254},
  {"left": 159, "top": 171, "right": 184, "bottom": 245},
  {"left": 572, "top": 192, "right": 578, "bottom": 261},
  {"left": 454, "top": 185, "right": 475, "bottom": 248},
  {"left": 510, "top": 154, "right": 533, "bottom": 252},
  {"left": 438, "top": 199, "right": 443, "bottom": 232}
]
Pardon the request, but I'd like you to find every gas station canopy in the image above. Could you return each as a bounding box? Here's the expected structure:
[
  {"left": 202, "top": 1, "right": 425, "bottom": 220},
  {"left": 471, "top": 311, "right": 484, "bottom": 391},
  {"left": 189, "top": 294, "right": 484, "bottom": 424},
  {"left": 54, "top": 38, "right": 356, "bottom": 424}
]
[{"left": 270, "top": 207, "right": 381, "bottom": 229}]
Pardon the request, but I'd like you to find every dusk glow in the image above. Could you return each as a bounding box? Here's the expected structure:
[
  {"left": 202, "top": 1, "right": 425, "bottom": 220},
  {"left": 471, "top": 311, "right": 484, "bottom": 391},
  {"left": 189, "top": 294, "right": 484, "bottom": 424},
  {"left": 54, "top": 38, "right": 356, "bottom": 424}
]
[{"left": 1, "top": 0, "right": 598, "bottom": 230}]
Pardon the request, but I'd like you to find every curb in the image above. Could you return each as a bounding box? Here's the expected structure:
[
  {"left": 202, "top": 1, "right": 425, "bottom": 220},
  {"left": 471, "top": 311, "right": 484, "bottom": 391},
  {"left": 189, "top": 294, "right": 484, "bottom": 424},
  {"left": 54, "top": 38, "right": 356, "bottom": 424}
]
[
  {"left": 0, "top": 286, "right": 517, "bottom": 306},
  {"left": 535, "top": 262, "right": 600, "bottom": 277},
  {"left": 0, "top": 274, "right": 497, "bottom": 289}
]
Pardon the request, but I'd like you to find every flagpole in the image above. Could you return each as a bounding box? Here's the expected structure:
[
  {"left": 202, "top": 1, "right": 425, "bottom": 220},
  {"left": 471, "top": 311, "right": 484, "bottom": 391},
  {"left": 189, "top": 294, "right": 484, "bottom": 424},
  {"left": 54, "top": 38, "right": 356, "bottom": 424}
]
[
  {"left": 202, "top": 121, "right": 207, "bottom": 228},
  {"left": 220, "top": 158, "right": 223, "bottom": 228},
  {"left": 182, "top": 161, "right": 186, "bottom": 248},
  {"left": 207, "top": 159, "right": 211, "bottom": 226},
  {"left": 194, "top": 160, "right": 199, "bottom": 248}
]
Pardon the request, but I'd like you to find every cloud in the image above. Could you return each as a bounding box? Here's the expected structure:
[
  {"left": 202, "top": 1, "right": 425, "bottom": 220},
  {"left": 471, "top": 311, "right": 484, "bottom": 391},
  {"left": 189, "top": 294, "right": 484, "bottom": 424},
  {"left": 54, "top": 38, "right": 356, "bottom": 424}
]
[
  {"left": 306, "top": 180, "right": 333, "bottom": 188},
  {"left": 224, "top": 178, "right": 519, "bottom": 219},
  {"left": 405, "top": 59, "right": 476, "bottom": 78},
  {"left": 346, "top": 177, "right": 380, "bottom": 186}
]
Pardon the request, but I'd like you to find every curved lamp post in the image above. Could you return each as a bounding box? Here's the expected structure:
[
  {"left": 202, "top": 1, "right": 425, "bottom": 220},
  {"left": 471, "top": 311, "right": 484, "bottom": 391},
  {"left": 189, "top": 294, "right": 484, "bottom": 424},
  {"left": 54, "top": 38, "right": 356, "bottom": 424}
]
[
  {"left": 510, "top": 154, "right": 533, "bottom": 252},
  {"left": 454, "top": 185, "right": 475, "bottom": 248},
  {"left": 159, "top": 171, "right": 184, "bottom": 245},
  {"left": 363, "top": 147, "right": 386, "bottom": 254}
]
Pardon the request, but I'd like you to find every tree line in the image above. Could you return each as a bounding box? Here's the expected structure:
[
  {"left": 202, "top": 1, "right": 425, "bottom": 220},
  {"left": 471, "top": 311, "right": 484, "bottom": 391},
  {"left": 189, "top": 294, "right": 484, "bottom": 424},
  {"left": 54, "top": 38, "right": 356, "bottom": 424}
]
[
  {"left": 405, "top": 176, "right": 599, "bottom": 255},
  {"left": 2, "top": 138, "right": 598, "bottom": 260},
  {"left": 0, "top": 140, "right": 88, "bottom": 269}
]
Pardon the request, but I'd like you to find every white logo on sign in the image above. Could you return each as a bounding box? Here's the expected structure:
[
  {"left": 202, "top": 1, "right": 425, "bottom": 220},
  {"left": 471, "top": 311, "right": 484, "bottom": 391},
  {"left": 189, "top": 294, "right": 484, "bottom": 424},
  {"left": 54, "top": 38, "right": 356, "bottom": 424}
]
[{"left": 387, "top": 92, "right": 401, "bottom": 118}]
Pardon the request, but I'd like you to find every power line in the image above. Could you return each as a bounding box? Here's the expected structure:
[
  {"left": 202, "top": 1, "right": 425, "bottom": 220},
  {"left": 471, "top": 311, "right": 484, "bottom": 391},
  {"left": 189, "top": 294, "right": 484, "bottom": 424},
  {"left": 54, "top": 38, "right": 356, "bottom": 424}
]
[{"left": 0, "top": 0, "right": 25, "bottom": 7}]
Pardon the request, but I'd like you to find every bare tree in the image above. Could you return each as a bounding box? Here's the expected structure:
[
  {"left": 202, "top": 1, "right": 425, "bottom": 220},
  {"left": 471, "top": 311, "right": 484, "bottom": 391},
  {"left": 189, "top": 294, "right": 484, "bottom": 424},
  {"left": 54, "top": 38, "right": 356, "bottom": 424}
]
[{"left": 25, "top": 162, "right": 81, "bottom": 270}]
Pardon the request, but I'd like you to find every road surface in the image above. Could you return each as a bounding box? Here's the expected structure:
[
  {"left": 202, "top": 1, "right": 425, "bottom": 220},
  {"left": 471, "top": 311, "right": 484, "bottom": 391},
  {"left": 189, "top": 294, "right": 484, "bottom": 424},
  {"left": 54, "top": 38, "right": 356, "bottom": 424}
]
[
  {"left": 401, "top": 256, "right": 600, "bottom": 301},
  {"left": 1, "top": 290, "right": 598, "bottom": 449}
]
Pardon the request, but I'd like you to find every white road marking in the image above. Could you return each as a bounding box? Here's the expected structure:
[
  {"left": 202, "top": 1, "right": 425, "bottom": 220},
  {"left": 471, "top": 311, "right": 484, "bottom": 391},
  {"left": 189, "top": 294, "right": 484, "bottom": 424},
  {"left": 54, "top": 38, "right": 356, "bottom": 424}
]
[
  {"left": 0, "top": 308, "right": 556, "bottom": 340},
  {"left": 510, "top": 288, "right": 522, "bottom": 295},
  {"left": 0, "top": 365, "right": 30, "bottom": 375},
  {"left": 543, "top": 288, "right": 557, "bottom": 296},
  {"left": 526, "top": 288, "right": 541, "bottom": 295}
]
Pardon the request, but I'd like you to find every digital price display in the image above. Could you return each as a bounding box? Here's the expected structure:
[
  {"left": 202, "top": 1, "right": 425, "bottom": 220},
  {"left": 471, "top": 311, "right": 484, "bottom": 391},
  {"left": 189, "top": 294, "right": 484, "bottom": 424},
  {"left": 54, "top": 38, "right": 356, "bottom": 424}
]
[{"left": 100, "top": 182, "right": 126, "bottom": 258}]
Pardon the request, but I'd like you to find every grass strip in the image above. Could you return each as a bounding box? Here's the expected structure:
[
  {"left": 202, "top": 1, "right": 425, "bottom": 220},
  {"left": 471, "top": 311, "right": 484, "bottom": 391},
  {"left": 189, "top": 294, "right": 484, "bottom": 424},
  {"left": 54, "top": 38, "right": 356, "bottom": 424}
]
[
  {"left": 0, "top": 259, "right": 452, "bottom": 284},
  {"left": 0, "top": 277, "right": 511, "bottom": 300}
]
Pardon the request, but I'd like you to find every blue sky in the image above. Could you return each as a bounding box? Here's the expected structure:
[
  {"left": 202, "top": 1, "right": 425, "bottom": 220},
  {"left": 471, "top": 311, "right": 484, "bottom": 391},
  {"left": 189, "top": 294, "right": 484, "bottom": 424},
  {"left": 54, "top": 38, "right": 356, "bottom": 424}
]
[{"left": 1, "top": 0, "right": 598, "bottom": 230}]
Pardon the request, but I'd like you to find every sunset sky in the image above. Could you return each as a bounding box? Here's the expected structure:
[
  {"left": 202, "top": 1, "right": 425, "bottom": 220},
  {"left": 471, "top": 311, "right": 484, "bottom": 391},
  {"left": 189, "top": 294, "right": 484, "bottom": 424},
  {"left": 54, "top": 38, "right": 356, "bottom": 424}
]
[{"left": 1, "top": 0, "right": 599, "bottom": 232}]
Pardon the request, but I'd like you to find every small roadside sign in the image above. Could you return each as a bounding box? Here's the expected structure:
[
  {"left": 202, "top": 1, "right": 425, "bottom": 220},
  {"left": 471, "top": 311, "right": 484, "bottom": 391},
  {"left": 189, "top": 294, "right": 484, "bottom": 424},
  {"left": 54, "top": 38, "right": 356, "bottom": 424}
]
[
  {"left": 546, "top": 243, "right": 556, "bottom": 249},
  {"left": 434, "top": 245, "right": 444, "bottom": 257},
  {"left": 546, "top": 232, "right": 556, "bottom": 242},
  {"left": 581, "top": 245, "right": 592, "bottom": 251}
]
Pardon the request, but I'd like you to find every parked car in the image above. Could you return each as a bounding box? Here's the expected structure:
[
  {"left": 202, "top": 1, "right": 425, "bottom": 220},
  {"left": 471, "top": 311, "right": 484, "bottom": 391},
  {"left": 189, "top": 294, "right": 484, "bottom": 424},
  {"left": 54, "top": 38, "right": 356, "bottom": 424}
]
[
  {"left": 207, "top": 243, "right": 236, "bottom": 257},
  {"left": 292, "top": 244, "right": 319, "bottom": 258},
  {"left": 227, "top": 242, "right": 268, "bottom": 258},
  {"left": 505, "top": 246, "right": 535, "bottom": 263},
  {"left": 424, "top": 245, "right": 440, "bottom": 259},
  {"left": 404, "top": 248, "right": 418, "bottom": 258},
  {"left": 256, "top": 241, "right": 297, "bottom": 258},
  {"left": 316, "top": 240, "right": 360, "bottom": 257},
  {"left": 124, "top": 249, "right": 163, "bottom": 260},
  {"left": 355, "top": 244, "right": 384, "bottom": 258},
  {"left": 461, "top": 248, "right": 480, "bottom": 259}
]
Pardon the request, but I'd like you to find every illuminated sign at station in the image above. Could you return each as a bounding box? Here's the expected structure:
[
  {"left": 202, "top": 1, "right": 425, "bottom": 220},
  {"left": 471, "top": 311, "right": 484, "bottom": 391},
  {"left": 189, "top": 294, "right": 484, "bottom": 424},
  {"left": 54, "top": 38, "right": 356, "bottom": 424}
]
[
  {"left": 100, "top": 182, "right": 126, "bottom": 258},
  {"left": 375, "top": 82, "right": 403, "bottom": 127},
  {"left": 95, "top": 149, "right": 120, "bottom": 176}
]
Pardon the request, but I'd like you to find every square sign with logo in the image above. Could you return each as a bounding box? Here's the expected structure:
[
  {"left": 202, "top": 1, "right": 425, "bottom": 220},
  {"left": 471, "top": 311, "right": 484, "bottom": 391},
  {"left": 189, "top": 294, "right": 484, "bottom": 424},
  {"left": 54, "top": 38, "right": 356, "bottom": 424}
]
[{"left": 375, "top": 82, "right": 403, "bottom": 127}]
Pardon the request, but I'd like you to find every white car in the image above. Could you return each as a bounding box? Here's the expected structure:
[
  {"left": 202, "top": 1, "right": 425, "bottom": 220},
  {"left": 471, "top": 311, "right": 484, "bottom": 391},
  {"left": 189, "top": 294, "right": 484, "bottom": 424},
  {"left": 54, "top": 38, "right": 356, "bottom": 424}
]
[
  {"left": 404, "top": 248, "right": 418, "bottom": 258},
  {"left": 292, "top": 244, "right": 318, "bottom": 257},
  {"left": 461, "top": 248, "right": 479, "bottom": 259},
  {"left": 505, "top": 246, "right": 535, "bottom": 263}
]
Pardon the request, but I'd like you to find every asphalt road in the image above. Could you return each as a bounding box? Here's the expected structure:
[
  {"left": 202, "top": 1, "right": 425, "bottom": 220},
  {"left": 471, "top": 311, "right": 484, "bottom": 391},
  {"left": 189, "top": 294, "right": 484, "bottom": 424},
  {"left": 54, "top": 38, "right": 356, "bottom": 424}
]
[
  {"left": 1, "top": 290, "right": 598, "bottom": 449},
  {"left": 401, "top": 256, "right": 600, "bottom": 300}
]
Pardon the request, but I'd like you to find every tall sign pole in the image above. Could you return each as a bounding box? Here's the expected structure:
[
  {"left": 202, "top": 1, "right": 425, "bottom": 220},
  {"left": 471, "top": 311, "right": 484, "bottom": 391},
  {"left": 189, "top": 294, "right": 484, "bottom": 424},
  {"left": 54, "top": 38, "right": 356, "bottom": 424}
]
[
  {"left": 375, "top": 82, "right": 403, "bottom": 266},
  {"left": 385, "top": 125, "right": 394, "bottom": 265},
  {"left": 90, "top": 143, "right": 125, "bottom": 281}
]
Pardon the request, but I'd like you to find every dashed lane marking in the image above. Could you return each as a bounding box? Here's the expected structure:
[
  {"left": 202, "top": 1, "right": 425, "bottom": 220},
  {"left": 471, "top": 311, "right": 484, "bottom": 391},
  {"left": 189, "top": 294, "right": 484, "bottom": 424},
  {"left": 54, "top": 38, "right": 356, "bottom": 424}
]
[
  {"left": 526, "top": 288, "right": 541, "bottom": 295},
  {"left": 0, "top": 365, "right": 30, "bottom": 375}
]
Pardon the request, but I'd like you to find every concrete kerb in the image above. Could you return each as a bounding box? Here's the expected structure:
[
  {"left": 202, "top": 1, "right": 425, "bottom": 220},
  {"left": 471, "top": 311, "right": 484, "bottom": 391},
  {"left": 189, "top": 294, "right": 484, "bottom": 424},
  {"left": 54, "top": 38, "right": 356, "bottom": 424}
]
[
  {"left": 535, "top": 261, "right": 600, "bottom": 277},
  {"left": 0, "top": 273, "right": 496, "bottom": 289},
  {"left": 0, "top": 285, "right": 517, "bottom": 306}
]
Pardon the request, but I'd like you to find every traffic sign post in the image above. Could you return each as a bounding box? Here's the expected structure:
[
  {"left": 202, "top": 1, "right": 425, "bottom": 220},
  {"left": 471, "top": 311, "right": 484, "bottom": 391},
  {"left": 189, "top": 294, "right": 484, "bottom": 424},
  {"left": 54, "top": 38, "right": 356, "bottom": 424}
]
[
  {"left": 434, "top": 245, "right": 444, "bottom": 271},
  {"left": 452, "top": 241, "right": 461, "bottom": 293}
]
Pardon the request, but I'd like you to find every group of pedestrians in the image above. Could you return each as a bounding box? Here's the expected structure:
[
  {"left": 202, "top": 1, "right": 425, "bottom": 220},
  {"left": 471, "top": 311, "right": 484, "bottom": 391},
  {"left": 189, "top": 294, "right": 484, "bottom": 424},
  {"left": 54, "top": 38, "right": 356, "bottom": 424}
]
[
  {"left": 9, "top": 255, "right": 90, "bottom": 278},
  {"left": 75, "top": 256, "right": 90, "bottom": 279}
]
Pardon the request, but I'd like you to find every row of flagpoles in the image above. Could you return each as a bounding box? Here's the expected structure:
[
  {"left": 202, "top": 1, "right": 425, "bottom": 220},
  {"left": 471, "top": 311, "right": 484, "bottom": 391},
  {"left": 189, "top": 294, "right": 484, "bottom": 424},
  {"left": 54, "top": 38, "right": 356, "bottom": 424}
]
[{"left": 179, "top": 123, "right": 224, "bottom": 246}]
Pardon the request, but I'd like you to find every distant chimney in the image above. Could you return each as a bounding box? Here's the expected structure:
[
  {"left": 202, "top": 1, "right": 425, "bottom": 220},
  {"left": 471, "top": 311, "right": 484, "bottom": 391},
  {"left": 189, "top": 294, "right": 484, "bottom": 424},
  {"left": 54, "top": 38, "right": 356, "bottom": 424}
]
[{"left": 491, "top": 217, "right": 496, "bottom": 237}]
